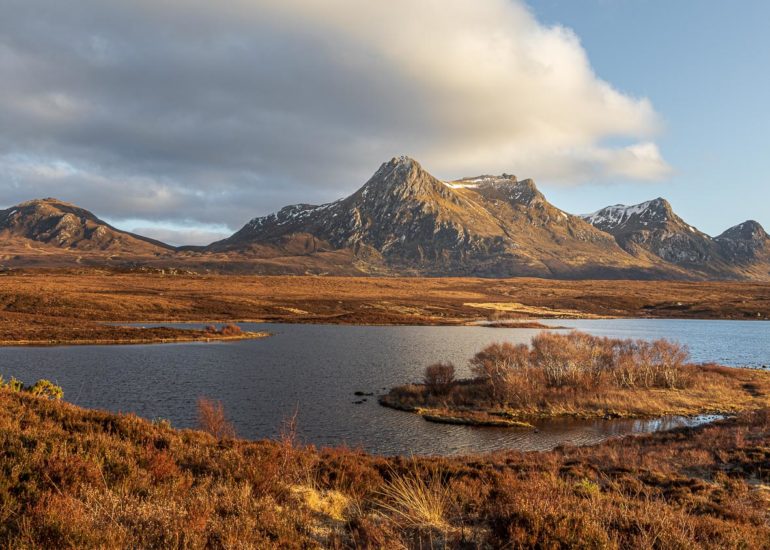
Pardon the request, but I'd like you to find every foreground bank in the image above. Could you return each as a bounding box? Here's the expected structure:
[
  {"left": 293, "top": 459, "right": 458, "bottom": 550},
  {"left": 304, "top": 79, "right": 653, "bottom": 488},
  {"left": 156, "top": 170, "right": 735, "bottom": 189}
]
[{"left": 1, "top": 387, "right": 768, "bottom": 548}]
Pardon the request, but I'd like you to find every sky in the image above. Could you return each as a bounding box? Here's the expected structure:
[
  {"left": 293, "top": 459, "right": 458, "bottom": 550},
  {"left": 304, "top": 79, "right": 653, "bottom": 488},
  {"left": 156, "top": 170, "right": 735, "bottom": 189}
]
[{"left": 0, "top": 0, "right": 768, "bottom": 245}]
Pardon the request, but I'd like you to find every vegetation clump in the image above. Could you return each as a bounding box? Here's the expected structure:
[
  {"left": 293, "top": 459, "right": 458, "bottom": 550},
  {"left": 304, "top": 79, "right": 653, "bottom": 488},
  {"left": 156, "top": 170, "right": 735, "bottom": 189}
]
[
  {"left": 204, "top": 323, "right": 243, "bottom": 336},
  {"left": 423, "top": 362, "right": 455, "bottom": 396},
  {"left": 0, "top": 375, "right": 63, "bottom": 399},
  {"left": 381, "top": 331, "right": 770, "bottom": 423},
  {"left": 470, "top": 331, "right": 691, "bottom": 405}
]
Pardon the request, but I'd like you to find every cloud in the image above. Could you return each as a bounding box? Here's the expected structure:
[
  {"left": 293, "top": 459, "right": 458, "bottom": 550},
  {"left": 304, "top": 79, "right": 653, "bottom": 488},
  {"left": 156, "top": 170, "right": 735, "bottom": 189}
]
[{"left": 0, "top": 0, "right": 669, "bottom": 243}]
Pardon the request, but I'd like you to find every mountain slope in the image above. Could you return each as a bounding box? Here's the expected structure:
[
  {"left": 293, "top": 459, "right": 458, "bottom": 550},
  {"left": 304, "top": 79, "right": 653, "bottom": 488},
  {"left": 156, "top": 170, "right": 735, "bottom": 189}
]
[
  {"left": 0, "top": 198, "right": 173, "bottom": 255},
  {"left": 209, "top": 157, "right": 676, "bottom": 278}
]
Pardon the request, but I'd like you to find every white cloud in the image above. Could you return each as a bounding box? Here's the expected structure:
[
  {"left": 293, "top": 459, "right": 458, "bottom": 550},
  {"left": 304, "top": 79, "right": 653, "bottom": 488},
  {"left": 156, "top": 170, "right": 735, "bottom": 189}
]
[{"left": 0, "top": 0, "right": 669, "bottom": 243}]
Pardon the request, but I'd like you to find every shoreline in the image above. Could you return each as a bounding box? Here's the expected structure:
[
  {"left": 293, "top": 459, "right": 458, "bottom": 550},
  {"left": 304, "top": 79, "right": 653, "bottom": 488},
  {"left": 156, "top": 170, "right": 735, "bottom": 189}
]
[
  {"left": 0, "top": 330, "right": 270, "bottom": 348},
  {"left": 378, "top": 395, "right": 735, "bottom": 428}
]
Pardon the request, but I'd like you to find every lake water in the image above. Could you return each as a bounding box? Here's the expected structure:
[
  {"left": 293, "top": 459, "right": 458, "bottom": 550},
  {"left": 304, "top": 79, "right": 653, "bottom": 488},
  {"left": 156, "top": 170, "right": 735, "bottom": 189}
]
[{"left": 1, "top": 319, "right": 767, "bottom": 455}]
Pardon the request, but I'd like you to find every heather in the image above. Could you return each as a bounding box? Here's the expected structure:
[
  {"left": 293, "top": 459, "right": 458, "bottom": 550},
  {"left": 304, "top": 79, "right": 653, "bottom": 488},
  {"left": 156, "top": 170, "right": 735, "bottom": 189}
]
[{"left": 0, "top": 387, "right": 769, "bottom": 548}]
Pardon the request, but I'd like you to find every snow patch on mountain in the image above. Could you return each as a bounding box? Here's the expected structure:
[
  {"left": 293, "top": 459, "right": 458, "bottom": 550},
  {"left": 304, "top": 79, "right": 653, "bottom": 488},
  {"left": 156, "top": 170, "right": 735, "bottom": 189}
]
[{"left": 582, "top": 200, "right": 656, "bottom": 229}]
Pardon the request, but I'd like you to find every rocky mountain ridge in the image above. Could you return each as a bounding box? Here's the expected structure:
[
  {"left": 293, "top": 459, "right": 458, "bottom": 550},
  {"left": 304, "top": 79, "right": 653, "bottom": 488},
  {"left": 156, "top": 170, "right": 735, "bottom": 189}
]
[
  {"left": 208, "top": 156, "right": 671, "bottom": 278},
  {"left": 581, "top": 199, "right": 770, "bottom": 279},
  {"left": 1, "top": 157, "right": 768, "bottom": 280}
]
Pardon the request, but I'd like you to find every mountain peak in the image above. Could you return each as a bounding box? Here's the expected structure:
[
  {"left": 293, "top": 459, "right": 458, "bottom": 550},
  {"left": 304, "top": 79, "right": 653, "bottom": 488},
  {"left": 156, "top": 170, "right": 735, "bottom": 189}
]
[
  {"left": 715, "top": 220, "right": 769, "bottom": 264},
  {"left": 582, "top": 197, "right": 674, "bottom": 231},
  {"left": 17, "top": 197, "right": 73, "bottom": 209},
  {"left": 717, "top": 220, "right": 768, "bottom": 242},
  {"left": 360, "top": 156, "right": 447, "bottom": 200},
  {"left": 373, "top": 156, "right": 422, "bottom": 177}
]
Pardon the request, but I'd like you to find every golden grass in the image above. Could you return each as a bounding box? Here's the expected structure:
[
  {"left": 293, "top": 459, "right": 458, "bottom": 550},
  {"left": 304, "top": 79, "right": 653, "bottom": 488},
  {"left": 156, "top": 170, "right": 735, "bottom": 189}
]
[{"left": 377, "top": 465, "right": 450, "bottom": 531}]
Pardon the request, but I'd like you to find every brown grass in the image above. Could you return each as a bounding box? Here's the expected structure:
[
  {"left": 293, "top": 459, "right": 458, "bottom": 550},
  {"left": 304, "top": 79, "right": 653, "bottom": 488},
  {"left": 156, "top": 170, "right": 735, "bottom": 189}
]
[
  {"left": 1, "top": 388, "right": 769, "bottom": 548},
  {"left": 0, "top": 270, "right": 767, "bottom": 344}
]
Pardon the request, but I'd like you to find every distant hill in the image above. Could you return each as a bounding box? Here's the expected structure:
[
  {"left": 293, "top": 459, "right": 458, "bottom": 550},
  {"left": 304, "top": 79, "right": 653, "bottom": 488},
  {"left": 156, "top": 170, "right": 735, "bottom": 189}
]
[{"left": 0, "top": 198, "right": 173, "bottom": 253}]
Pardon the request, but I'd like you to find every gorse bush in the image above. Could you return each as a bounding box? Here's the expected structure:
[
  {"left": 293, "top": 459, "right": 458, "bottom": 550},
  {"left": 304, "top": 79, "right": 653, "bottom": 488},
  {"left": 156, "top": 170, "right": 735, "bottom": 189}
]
[
  {"left": 469, "top": 331, "right": 691, "bottom": 405},
  {"left": 0, "top": 376, "right": 63, "bottom": 399}
]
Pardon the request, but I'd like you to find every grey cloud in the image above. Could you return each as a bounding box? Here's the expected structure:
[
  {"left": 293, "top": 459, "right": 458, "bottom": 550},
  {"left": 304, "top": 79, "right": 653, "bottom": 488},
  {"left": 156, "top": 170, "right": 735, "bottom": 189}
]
[{"left": 0, "top": 0, "right": 669, "bottom": 243}]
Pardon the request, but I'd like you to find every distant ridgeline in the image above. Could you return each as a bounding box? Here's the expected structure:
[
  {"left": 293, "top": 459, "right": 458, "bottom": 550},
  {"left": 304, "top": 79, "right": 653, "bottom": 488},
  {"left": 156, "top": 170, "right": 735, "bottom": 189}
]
[{"left": 1, "top": 157, "right": 769, "bottom": 280}]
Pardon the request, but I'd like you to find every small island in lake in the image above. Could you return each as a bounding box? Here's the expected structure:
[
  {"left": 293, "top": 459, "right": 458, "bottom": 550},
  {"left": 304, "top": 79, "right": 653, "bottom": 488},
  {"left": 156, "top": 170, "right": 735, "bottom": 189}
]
[{"left": 380, "top": 331, "right": 770, "bottom": 427}]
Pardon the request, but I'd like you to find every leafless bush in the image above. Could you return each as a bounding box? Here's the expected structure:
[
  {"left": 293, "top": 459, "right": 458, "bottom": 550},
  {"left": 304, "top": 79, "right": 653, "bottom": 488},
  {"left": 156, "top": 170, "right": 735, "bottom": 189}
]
[
  {"left": 423, "top": 363, "right": 456, "bottom": 396},
  {"left": 470, "top": 342, "right": 531, "bottom": 401},
  {"left": 197, "top": 397, "right": 236, "bottom": 439},
  {"left": 469, "top": 331, "right": 691, "bottom": 404},
  {"left": 220, "top": 323, "right": 243, "bottom": 336},
  {"left": 203, "top": 323, "right": 243, "bottom": 336}
]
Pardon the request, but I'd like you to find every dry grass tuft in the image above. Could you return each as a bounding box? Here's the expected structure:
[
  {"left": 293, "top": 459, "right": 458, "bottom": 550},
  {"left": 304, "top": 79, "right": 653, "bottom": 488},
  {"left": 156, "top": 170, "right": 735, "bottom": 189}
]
[{"left": 377, "top": 464, "right": 450, "bottom": 530}]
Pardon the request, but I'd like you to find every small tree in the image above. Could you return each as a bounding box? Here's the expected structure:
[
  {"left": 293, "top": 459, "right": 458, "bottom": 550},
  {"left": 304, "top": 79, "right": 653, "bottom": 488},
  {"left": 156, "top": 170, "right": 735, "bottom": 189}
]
[
  {"left": 470, "top": 342, "right": 530, "bottom": 401},
  {"left": 197, "top": 397, "right": 236, "bottom": 439},
  {"left": 423, "top": 363, "right": 456, "bottom": 396}
]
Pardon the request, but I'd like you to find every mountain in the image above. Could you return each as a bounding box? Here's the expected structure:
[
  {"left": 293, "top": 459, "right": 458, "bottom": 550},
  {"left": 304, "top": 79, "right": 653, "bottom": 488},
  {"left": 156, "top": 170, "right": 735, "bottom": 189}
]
[
  {"left": 714, "top": 221, "right": 770, "bottom": 280},
  {"left": 0, "top": 198, "right": 173, "bottom": 257},
  {"left": 1, "top": 159, "right": 767, "bottom": 280},
  {"left": 581, "top": 198, "right": 719, "bottom": 265},
  {"left": 208, "top": 157, "right": 675, "bottom": 278},
  {"left": 583, "top": 200, "right": 770, "bottom": 279}
]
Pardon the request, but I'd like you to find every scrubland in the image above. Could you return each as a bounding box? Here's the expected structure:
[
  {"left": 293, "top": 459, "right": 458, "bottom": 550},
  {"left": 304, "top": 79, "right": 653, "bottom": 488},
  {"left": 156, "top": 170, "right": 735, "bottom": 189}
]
[{"left": 0, "top": 385, "right": 769, "bottom": 548}]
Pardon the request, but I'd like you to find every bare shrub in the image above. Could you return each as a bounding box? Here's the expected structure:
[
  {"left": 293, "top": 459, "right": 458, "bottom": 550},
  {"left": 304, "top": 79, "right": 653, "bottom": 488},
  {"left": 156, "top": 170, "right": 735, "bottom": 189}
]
[
  {"left": 648, "top": 339, "right": 690, "bottom": 388},
  {"left": 423, "top": 363, "right": 455, "bottom": 396},
  {"left": 203, "top": 324, "right": 243, "bottom": 336},
  {"left": 469, "top": 332, "right": 691, "bottom": 405},
  {"left": 196, "top": 397, "right": 236, "bottom": 439},
  {"left": 470, "top": 342, "right": 531, "bottom": 402}
]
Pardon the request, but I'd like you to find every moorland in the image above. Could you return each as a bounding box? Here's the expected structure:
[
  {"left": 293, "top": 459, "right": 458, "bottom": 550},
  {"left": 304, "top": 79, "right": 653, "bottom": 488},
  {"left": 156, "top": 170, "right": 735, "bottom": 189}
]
[
  {"left": 0, "top": 269, "right": 769, "bottom": 344},
  {"left": 1, "top": 383, "right": 768, "bottom": 548}
]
